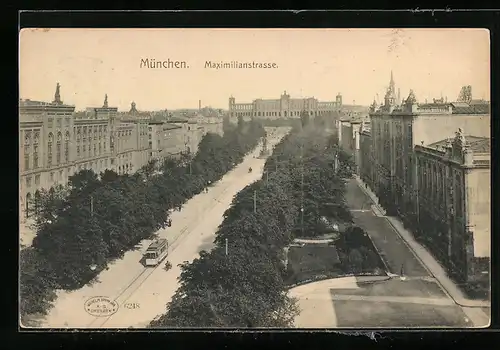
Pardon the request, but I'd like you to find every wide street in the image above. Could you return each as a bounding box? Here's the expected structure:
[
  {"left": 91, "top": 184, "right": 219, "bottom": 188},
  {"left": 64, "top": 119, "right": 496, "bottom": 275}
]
[
  {"left": 290, "top": 178, "right": 487, "bottom": 328},
  {"left": 38, "top": 128, "right": 288, "bottom": 328}
]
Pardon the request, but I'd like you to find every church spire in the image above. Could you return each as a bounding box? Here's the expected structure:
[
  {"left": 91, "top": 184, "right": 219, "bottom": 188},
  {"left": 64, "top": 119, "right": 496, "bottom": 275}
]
[
  {"left": 103, "top": 94, "right": 108, "bottom": 108},
  {"left": 53, "top": 82, "right": 62, "bottom": 105}
]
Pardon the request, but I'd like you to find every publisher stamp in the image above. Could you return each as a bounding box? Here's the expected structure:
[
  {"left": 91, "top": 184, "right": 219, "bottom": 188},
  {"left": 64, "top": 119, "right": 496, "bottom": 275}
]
[{"left": 84, "top": 297, "right": 119, "bottom": 317}]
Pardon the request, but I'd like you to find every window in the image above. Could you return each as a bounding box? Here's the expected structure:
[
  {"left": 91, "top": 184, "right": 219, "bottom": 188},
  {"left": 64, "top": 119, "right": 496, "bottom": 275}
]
[
  {"left": 35, "top": 174, "right": 40, "bottom": 185},
  {"left": 94, "top": 126, "right": 98, "bottom": 140},
  {"left": 48, "top": 118, "right": 53, "bottom": 128},
  {"left": 83, "top": 144, "right": 86, "bottom": 154},
  {"left": 56, "top": 132, "right": 62, "bottom": 164},
  {"left": 24, "top": 153, "right": 30, "bottom": 170},
  {"left": 99, "top": 143, "right": 102, "bottom": 154},
  {"left": 93, "top": 144, "right": 97, "bottom": 156},
  {"left": 24, "top": 131, "right": 31, "bottom": 148},
  {"left": 33, "top": 146, "right": 39, "bottom": 169},
  {"left": 103, "top": 142, "right": 106, "bottom": 151},
  {"left": 49, "top": 172, "right": 54, "bottom": 182},
  {"left": 59, "top": 170, "right": 63, "bottom": 182},
  {"left": 64, "top": 131, "right": 70, "bottom": 162},
  {"left": 77, "top": 145, "right": 81, "bottom": 157},
  {"left": 104, "top": 159, "right": 107, "bottom": 167},
  {"left": 26, "top": 176, "right": 32, "bottom": 187},
  {"left": 47, "top": 133, "right": 54, "bottom": 167}
]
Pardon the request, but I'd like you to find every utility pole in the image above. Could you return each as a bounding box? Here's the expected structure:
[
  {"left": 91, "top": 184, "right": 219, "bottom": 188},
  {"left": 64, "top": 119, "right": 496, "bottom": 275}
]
[
  {"left": 253, "top": 190, "right": 257, "bottom": 214},
  {"left": 225, "top": 238, "right": 228, "bottom": 256},
  {"left": 90, "top": 195, "right": 94, "bottom": 216},
  {"left": 300, "top": 143, "right": 304, "bottom": 235}
]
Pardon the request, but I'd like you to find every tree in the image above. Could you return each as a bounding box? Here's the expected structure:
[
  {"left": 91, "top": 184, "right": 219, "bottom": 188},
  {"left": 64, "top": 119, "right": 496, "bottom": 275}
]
[
  {"left": 21, "top": 118, "right": 266, "bottom": 321},
  {"left": 300, "top": 110, "right": 310, "bottom": 128},
  {"left": 19, "top": 248, "right": 58, "bottom": 320},
  {"left": 348, "top": 249, "right": 363, "bottom": 274}
]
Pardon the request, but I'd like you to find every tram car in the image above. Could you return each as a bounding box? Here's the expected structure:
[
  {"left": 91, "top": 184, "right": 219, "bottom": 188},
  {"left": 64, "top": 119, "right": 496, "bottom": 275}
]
[{"left": 144, "top": 238, "right": 169, "bottom": 267}]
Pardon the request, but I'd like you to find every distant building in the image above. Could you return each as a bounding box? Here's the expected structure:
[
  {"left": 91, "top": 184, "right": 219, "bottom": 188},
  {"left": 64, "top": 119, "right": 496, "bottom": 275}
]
[
  {"left": 228, "top": 91, "right": 343, "bottom": 121},
  {"left": 337, "top": 118, "right": 370, "bottom": 174}
]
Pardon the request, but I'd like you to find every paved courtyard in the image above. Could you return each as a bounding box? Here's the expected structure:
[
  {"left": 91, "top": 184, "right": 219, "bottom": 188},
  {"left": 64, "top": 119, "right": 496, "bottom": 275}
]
[{"left": 290, "top": 277, "right": 472, "bottom": 328}]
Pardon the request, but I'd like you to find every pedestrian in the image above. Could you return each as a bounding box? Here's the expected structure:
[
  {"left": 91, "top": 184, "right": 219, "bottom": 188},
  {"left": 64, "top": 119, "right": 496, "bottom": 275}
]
[{"left": 400, "top": 264, "right": 405, "bottom": 276}]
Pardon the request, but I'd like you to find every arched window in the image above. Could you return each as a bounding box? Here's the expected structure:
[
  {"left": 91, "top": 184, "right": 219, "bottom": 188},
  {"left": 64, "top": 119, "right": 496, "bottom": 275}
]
[
  {"left": 25, "top": 192, "right": 32, "bottom": 218},
  {"left": 56, "top": 132, "right": 62, "bottom": 164},
  {"left": 47, "top": 133, "right": 54, "bottom": 167},
  {"left": 64, "top": 131, "right": 70, "bottom": 162},
  {"left": 33, "top": 132, "right": 39, "bottom": 169}
]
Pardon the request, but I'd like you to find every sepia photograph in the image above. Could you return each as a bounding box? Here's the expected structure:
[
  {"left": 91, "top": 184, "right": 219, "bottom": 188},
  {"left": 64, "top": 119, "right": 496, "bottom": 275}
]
[{"left": 19, "top": 28, "right": 491, "bottom": 329}]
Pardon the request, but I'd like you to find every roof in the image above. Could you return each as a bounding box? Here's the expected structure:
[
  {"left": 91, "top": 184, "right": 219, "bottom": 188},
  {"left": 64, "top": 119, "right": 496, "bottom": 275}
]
[
  {"left": 452, "top": 104, "right": 490, "bottom": 114},
  {"left": 19, "top": 99, "right": 74, "bottom": 108},
  {"left": 418, "top": 103, "right": 450, "bottom": 109},
  {"left": 147, "top": 239, "right": 167, "bottom": 250},
  {"left": 163, "top": 124, "right": 182, "bottom": 130},
  {"left": 167, "top": 116, "right": 189, "bottom": 123},
  {"left": 428, "top": 136, "right": 490, "bottom": 153}
]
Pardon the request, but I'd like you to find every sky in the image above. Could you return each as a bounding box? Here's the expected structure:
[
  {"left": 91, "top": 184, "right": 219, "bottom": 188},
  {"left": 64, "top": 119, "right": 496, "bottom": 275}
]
[{"left": 19, "top": 28, "right": 490, "bottom": 111}]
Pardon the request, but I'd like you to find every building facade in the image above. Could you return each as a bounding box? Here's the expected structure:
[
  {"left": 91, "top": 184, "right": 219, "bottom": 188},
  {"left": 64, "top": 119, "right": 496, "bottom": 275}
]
[
  {"left": 368, "top": 72, "right": 490, "bottom": 227},
  {"left": 21, "top": 86, "right": 152, "bottom": 219},
  {"left": 415, "top": 130, "right": 490, "bottom": 284},
  {"left": 337, "top": 118, "right": 370, "bottom": 174},
  {"left": 228, "top": 91, "right": 343, "bottom": 120},
  {"left": 359, "top": 72, "right": 490, "bottom": 285}
]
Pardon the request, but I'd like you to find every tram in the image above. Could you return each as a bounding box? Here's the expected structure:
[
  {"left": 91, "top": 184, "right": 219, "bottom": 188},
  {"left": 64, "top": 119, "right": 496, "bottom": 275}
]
[{"left": 144, "top": 238, "right": 169, "bottom": 267}]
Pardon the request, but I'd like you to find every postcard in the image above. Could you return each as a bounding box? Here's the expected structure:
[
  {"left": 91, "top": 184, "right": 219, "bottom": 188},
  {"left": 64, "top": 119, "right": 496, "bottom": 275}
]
[{"left": 19, "top": 28, "right": 491, "bottom": 329}]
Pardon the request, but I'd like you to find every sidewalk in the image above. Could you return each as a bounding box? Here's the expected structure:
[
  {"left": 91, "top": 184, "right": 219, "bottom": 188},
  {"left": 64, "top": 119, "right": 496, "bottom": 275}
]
[{"left": 354, "top": 176, "right": 490, "bottom": 309}]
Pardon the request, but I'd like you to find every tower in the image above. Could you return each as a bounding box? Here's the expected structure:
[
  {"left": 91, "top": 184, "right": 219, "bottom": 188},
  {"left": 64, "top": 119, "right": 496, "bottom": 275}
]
[
  {"left": 53, "top": 83, "right": 62, "bottom": 105},
  {"left": 130, "top": 101, "right": 138, "bottom": 114},
  {"left": 229, "top": 96, "right": 235, "bottom": 110},
  {"left": 336, "top": 93, "right": 342, "bottom": 107},
  {"left": 384, "top": 71, "right": 397, "bottom": 110},
  {"left": 103, "top": 94, "right": 108, "bottom": 108}
]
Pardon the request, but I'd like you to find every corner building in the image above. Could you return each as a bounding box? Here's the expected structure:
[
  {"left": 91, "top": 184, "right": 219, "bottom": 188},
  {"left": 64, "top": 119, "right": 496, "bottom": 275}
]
[
  {"left": 415, "top": 131, "right": 490, "bottom": 284},
  {"left": 20, "top": 86, "right": 149, "bottom": 219},
  {"left": 364, "top": 72, "right": 490, "bottom": 285}
]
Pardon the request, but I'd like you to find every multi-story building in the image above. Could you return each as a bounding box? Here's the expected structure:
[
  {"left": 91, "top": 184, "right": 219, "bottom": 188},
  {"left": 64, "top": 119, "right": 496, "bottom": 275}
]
[
  {"left": 359, "top": 72, "right": 490, "bottom": 285},
  {"left": 415, "top": 130, "right": 490, "bottom": 284},
  {"left": 336, "top": 117, "right": 370, "bottom": 174},
  {"left": 228, "top": 91, "right": 343, "bottom": 120},
  {"left": 368, "top": 72, "right": 490, "bottom": 227},
  {"left": 20, "top": 86, "right": 150, "bottom": 219},
  {"left": 359, "top": 122, "right": 375, "bottom": 188},
  {"left": 19, "top": 84, "right": 76, "bottom": 219}
]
